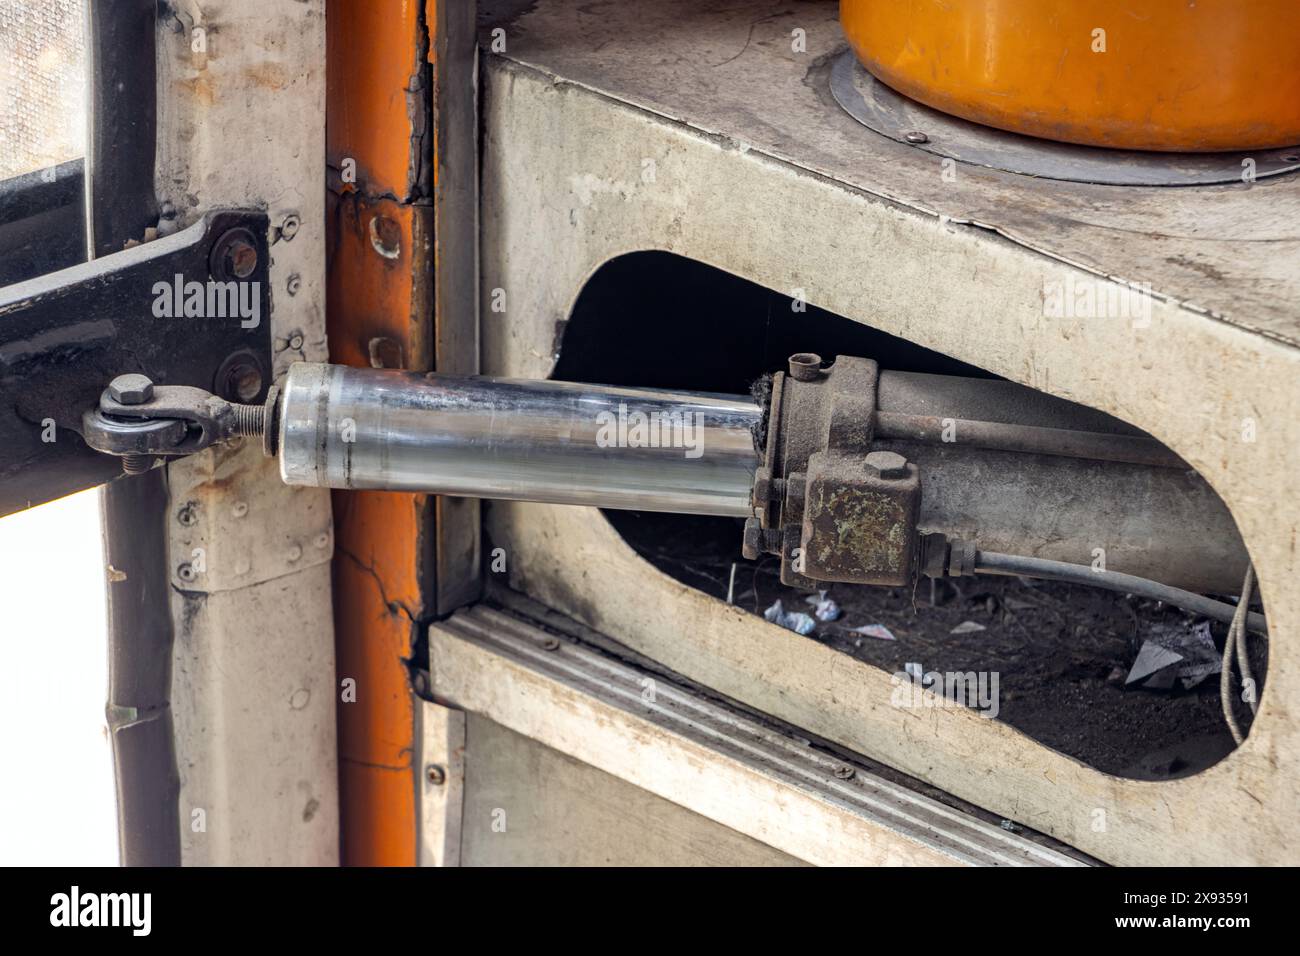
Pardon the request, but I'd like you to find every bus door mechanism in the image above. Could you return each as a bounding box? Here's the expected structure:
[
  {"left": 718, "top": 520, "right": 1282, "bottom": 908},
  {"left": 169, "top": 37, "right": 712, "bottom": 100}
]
[{"left": 79, "top": 352, "right": 1264, "bottom": 634}]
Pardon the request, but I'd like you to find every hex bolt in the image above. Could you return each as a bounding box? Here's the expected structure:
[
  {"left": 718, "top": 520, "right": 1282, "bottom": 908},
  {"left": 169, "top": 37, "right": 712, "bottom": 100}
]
[
  {"left": 108, "top": 373, "right": 154, "bottom": 405},
  {"left": 425, "top": 764, "right": 446, "bottom": 786},
  {"left": 787, "top": 352, "right": 824, "bottom": 382},
  {"left": 864, "top": 450, "right": 909, "bottom": 480}
]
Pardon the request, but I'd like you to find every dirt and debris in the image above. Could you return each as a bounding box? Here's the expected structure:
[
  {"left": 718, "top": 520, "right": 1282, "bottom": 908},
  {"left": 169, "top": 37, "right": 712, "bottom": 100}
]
[
  {"left": 607, "top": 510, "right": 1266, "bottom": 780},
  {"left": 762, "top": 599, "right": 815, "bottom": 636}
]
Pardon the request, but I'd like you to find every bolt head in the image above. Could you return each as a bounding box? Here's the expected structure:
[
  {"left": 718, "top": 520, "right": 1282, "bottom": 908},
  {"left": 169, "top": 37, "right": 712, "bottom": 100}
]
[
  {"left": 425, "top": 764, "right": 446, "bottom": 786},
  {"left": 904, "top": 130, "right": 929, "bottom": 144},
  {"left": 210, "top": 227, "right": 259, "bottom": 281},
  {"left": 864, "top": 450, "right": 909, "bottom": 480},
  {"left": 109, "top": 373, "right": 154, "bottom": 405}
]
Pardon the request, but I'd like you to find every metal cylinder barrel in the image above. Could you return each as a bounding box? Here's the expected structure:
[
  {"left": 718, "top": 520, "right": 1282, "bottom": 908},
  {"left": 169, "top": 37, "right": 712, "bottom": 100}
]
[
  {"left": 872, "top": 370, "right": 1248, "bottom": 595},
  {"left": 278, "top": 363, "right": 762, "bottom": 516}
]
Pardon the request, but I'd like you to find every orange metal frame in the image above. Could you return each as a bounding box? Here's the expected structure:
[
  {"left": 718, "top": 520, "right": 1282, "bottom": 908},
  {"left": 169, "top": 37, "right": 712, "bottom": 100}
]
[{"left": 326, "top": 0, "right": 437, "bottom": 866}]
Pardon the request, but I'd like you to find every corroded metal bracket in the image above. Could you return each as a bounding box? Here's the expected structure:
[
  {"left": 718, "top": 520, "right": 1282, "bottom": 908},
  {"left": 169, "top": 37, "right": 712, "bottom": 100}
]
[
  {"left": 0, "top": 209, "right": 272, "bottom": 515},
  {"left": 744, "top": 353, "right": 920, "bottom": 588}
]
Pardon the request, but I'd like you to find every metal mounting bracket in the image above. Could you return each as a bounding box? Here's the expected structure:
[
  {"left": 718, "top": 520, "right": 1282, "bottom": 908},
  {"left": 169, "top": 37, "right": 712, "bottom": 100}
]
[{"left": 0, "top": 209, "right": 273, "bottom": 515}]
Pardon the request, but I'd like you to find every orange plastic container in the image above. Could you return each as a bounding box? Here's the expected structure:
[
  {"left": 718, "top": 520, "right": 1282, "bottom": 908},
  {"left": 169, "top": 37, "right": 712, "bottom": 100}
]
[{"left": 840, "top": 0, "right": 1300, "bottom": 152}]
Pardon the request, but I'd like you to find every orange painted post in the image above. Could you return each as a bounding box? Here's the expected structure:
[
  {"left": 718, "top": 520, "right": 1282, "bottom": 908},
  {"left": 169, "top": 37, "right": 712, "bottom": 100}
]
[
  {"left": 326, "top": 0, "right": 435, "bottom": 866},
  {"left": 840, "top": 0, "right": 1300, "bottom": 151}
]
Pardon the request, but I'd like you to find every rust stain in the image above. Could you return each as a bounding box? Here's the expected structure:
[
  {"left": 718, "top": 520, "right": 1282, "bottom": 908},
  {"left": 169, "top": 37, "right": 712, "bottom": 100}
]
[
  {"left": 243, "top": 62, "right": 291, "bottom": 91},
  {"left": 175, "top": 75, "right": 216, "bottom": 107}
]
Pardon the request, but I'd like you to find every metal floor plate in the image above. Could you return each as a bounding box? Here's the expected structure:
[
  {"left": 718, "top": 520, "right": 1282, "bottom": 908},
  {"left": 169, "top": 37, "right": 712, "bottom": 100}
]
[{"left": 830, "top": 50, "right": 1300, "bottom": 187}]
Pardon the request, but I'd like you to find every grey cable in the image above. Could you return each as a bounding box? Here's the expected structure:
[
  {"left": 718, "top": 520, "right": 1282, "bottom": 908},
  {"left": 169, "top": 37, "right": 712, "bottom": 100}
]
[
  {"left": 1235, "top": 565, "right": 1259, "bottom": 716},
  {"left": 1218, "top": 567, "right": 1252, "bottom": 745},
  {"left": 973, "top": 550, "right": 1268, "bottom": 636}
]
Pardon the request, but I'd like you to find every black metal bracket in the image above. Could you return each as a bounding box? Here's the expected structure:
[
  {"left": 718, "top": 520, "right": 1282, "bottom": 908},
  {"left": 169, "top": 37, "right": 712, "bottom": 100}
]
[{"left": 0, "top": 209, "right": 273, "bottom": 516}]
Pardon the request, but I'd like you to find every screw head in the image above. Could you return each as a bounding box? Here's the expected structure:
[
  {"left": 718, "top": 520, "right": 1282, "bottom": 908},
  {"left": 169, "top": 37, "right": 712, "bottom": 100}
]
[
  {"left": 280, "top": 214, "right": 301, "bottom": 241},
  {"left": 425, "top": 764, "right": 446, "bottom": 786},
  {"left": 834, "top": 765, "right": 856, "bottom": 780},
  {"left": 904, "top": 130, "right": 929, "bottom": 144},
  {"left": 286, "top": 273, "right": 302, "bottom": 296},
  {"left": 864, "top": 450, "right": 909, "bottom": 480},
  {"left": 108, "top": 373, "right": 154, "bottom": 405},
  {"left": 541, "top": 637, "right": 561, "bottom": 651}
]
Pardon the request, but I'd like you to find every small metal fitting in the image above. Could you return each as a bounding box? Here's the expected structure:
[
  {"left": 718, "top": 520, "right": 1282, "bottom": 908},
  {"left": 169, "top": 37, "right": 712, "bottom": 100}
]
[
  {"left": 787, "top": 352, "right": 824, "bottom": 382},
  {"left": 209, "top": 227, "right": 259, "bottom": 281}
]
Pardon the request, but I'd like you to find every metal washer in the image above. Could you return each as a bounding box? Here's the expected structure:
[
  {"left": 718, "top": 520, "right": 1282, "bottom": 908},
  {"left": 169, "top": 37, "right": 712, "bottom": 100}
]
[{"left": 829, "top": 49, "right": 1300, "bottom": 187}]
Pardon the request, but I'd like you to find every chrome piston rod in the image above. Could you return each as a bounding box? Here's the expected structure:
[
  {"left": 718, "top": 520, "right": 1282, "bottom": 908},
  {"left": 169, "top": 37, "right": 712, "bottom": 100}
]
[{"left": 278, "top": 363, "right": 763, "bottom": 516}]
